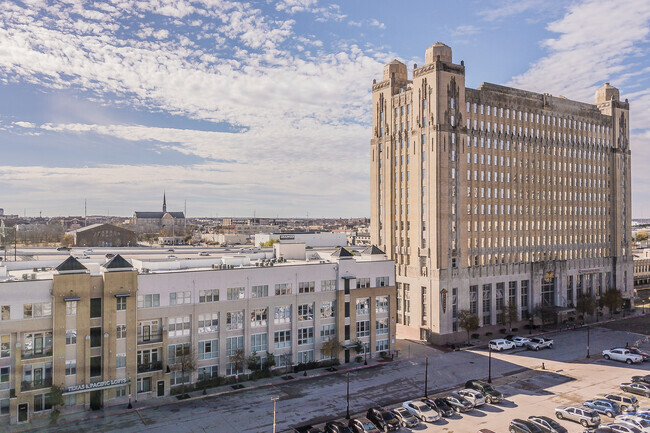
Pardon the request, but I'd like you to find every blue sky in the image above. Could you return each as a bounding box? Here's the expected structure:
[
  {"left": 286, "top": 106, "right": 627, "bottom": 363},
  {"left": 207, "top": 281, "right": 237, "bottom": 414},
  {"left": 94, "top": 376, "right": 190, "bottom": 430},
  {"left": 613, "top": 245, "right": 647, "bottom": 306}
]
[{"left": 0, "top": 0, "right": 649, "bottom": 218}]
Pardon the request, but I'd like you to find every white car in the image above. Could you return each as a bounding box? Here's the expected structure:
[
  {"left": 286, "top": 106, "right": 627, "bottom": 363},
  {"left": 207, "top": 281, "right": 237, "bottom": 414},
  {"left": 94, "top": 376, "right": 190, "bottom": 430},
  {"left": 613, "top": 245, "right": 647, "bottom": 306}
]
[
  {"left": 615, "top": 415, "right": 650, "bottom": 432},
  {"left": 402, "top": 400, "right": 440, "bottom": 422},
  {"left": 602, "top": 422, "right": 645, "bottom": 433},
  {"left": 603, "top": 348, "right": 644, "bottom": 364},
  {"left": 457, "top": 388, "right": 486, "bottom": 407},
  {"left": 489, "top": 339, "right": 516, "bottom": 351},
  {"left": 198, "top": 251, "right": 210, "bottom": 256},
  {"left": 510, "top": 336, "right": 531, "bottom": 347}
]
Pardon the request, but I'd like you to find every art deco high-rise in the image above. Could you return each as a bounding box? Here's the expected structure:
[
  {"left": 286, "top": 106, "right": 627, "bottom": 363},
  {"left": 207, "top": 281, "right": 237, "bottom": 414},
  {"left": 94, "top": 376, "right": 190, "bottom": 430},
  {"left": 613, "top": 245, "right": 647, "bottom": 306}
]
[{"left": 370, "top": 42, "right": 633, "bottom": 341}]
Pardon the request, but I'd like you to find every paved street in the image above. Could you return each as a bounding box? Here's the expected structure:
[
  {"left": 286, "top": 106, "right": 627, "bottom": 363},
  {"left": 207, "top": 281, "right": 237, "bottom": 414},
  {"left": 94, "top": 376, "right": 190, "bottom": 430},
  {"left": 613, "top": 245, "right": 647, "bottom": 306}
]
[{"left": 12, "top": 322, "right": 648, "bottom": 433}]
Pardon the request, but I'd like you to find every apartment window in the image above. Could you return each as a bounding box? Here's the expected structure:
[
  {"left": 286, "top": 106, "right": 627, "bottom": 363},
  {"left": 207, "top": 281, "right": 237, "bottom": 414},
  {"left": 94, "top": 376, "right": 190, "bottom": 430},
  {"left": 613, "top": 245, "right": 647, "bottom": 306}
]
[
  {"left": 320, "top": 300, "right": 335, "bottom": 318},
  {"left": 137, "top": 377, "right": 151, "bottom": 393},
  {"left": 376, "top": 318, "right": 389, "bottom": 335},
  {"left": 170, "top": 370, "right": 190, "bottom": 386},
  {"left": 65, "top": 330, "right": 76, "bottom": 345},
  {"left": 65, "top": 301, "right": 76, "bottom": 316},
  {"left": 298, "top": 303, "right": 314, "bottom": 321},
  {"left": 65, "top": 360, "right": 76, "bottom": 376},
  {"left": 90, "top": 327, "right": 102, "bottom": 348},
  {"left": 356, "top": 278, "right": 371, "bottom": 289},
  {"left": 275, "top": 283, "right": 292, "bottom": 296},
  {"left": 250, "top": 308, "right": 267, "bottom": 327},
  {"left": 90, "top": 298, "right": 102, "bottom": 318},
  {"left": 469, "top": 285, "right": 478, "bottom": 315},
  {"left": 138, "top": 348, "right": 160, "bottom": 368},
  {"left": 115, "top": 387, "right": 126, "bottom": 398},
  {"left": 226, "top": 361, "right": 243, "bottom": 376},
  {"left": 320, "top": 324, "right": 335, "bottom": 342},
  {"left": 298, "top": 281, "right": 315, "bottom": 293},
  {"left": 521, "top": 280, "right": 529, "bottom": 314},
  {"left": 199, "top": 289, "right": 219, "bottom": 303},
  {"left": 90, "top": 356, "right": 101, "bottom": 377},
  {"left": 274, "top": 305, "right": 291, "bottom": 324},
  {"left": 375, "top": 276, "right": 390, "bottom": 287},
  {"left": 356, "top": 320, "right": 370, "bottom": 338},
  {"left": 274, "top": 330, "right": 291, "bottom": 349},
  {"left": 23, "top": 303, "right": 52, "bottom": 319},
  {"left": 298, "top": 327, "right": 314, "bottom": 345},
  {"left": 251, "top": 285, "right": 268, "bottom": 298},
  {"left": 168, "top": 316, "right": 191, "bottom": 337},
  {"left": 198, "top": 313, "right": 219, "bottom": 334},
  {"left": 33, "top": 393, "right": 52, "bottom": 412},
  {"left": 0, "top": 336, "right": 9, "bottom": 358},
  {"left": 169, "top": 291, "right": 192, "bottom": 305},
  {"left": 168, "top": 343, "right": 190, "bottom": 365},
  {"left": 482, "top": 284, "right": 492, "bottom": 325},
  {"left": 226, "top": 311, "right": 244, "bottom": 330},
  {"left": 356, "top": 298, "right": 370, "bottom": 315},
  {"left": 0, "top": 398, "right": 9, "bottom": 415},
  {"left": 0, "top": 367, "right": 9, "bottom": 390},
  {"left": 116, "top": 297, "right": 126, "bottom": 311},
  {"left": 376, "top": 339, "right": 389, "bottom": 352},
  {"left": 376, "top": 296, "right": 389, "bottom": 313},
  {"left": 321, "top": 280, "right": 336, "bottom": 291},
  {"left": 198, "top": 365, "right": 219, "bottom": 381},
  {"left": 198, "top": 339, "right": 219, "bottom": 360},
  {"left": 137, "top": 294, "right": 160, "bottom": 308},
  {"left": 298, "top": 350, "right": 314, "bottom": 364},
  {"left": 227, "top": 287, "right": 245, "bottom": 300},
  {"left": 251, "top": 333, "right": 268, "bottom": 353},
  {"left": 116, "top": 353, "right": 126, "bottom": 368},
  {"left": 64, "top": 395, "right": 76, "bottom": 407},
  {"left": 116, "top": 324, "right": 126, "bottom": 339}
]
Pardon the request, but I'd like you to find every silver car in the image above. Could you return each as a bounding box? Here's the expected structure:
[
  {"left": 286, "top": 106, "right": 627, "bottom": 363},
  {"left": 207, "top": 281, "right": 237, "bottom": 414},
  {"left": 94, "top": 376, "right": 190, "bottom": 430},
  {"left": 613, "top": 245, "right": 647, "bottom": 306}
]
[
  {"left": 390, "top": 407, "right": 419, "bottom": 429},
  {"left": 458, "top": 388, "right": 486, "bottom": 407},
  {"left": 555, "top": 405, "right": 601, "bottom": 427}
]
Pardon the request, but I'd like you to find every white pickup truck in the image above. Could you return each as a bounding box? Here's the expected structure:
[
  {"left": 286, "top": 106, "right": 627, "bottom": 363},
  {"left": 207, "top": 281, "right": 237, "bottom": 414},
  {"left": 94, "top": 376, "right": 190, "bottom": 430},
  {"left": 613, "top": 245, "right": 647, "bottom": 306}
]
[{"left": 602, "top": 348, "right": 644, "bottom": 364}]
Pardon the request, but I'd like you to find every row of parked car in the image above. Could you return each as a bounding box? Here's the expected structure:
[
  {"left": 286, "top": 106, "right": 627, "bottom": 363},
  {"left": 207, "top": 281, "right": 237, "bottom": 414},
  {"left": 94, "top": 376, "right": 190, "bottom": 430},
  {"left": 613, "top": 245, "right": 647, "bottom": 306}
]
[
  {"left": 295, "top": 379, "right": 504, "bottom": 433},
  {"left": 489, "top": 336, "right": 554, "bottom": 352},
  {"left": 507, "top": 374, "right": 650, "bottom": 433},
  {"left": 602, "top": 347, "right": 650, "bottom": 365}
]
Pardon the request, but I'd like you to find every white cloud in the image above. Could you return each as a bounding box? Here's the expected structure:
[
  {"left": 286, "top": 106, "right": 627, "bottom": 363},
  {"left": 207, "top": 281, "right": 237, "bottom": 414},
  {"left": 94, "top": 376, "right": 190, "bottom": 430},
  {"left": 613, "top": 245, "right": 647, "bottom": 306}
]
[
  {"left": 13, "top": 121, "right": 36, "bottom": 128},
  {"left": 368, "top": 19, "right": 385, "bottom": 30}
]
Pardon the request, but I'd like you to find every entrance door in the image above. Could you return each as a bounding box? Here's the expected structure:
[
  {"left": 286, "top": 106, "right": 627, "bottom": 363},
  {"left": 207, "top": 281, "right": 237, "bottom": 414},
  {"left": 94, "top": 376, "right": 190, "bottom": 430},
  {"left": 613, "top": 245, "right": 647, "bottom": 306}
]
[
  {"left": 157, "top": 381, "right": 164, "bottom": 397},
  {"left": 17, "top": 403, "right": 28, "bottom": 423},
  {"left": 90, "top": 390, "right": 102, "bottom": 410},
  {"left": 344, "top": 349, "right": 350, "bottom": 363}
]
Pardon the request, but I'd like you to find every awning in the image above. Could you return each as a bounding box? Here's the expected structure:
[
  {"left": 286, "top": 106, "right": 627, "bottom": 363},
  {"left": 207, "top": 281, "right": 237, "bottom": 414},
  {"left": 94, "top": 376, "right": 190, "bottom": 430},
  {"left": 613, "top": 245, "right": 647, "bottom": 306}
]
[
  {"left": 63, "top": 296, "right": 80, "bottom": 302},
  {"left": 114, "top": 293, "right": 131, "bottom": 298},
  {"left": 341, "top": 275, "right": 355, "bottom": 280}
]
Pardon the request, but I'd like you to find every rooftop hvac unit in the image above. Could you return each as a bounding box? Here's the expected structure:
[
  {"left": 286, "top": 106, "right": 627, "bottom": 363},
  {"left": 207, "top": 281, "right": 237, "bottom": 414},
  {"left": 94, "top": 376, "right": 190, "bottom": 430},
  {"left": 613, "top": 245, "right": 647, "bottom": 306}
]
[
  {"left": 31, "top": 274, "right": 37, "bottom": 280},
  {"left": 22, "top": 274, "right": 28, "bottom": 280}
]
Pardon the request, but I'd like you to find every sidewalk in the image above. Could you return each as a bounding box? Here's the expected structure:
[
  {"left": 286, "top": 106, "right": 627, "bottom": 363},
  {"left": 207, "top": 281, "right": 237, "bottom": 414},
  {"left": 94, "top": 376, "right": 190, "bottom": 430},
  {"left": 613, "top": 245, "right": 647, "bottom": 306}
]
[{"left": 8, "top": 356, "right": 393, "bottom": 433}]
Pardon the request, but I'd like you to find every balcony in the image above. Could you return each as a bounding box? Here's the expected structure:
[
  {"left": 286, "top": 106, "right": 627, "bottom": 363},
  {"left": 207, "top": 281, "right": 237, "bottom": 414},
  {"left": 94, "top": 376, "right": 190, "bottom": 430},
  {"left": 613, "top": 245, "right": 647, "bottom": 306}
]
[
  {"left": 137, "top": 331, "right": 163, "bottom": 345},
  {"left": 21, "top": 377, "right": 52, "bottom": 391},
  {"left": 137, "top": 361, "right": 163, "bottom": 373},
  {"left": 21, "top": 348, "right": 53, "bottom": 360}
]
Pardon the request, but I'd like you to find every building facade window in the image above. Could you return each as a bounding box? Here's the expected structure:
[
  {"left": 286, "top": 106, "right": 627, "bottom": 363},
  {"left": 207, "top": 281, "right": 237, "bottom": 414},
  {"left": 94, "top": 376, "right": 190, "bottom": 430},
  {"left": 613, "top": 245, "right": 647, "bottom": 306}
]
[
  {"left": 226, "top": 336, "right": 243, "bottom": 356},
  {"left": 250, "top": 308, "right": 267, "bottom": 327},
  {"left": 116, "top": 297, "right": 127, "bottom": 311},
  {"left": 274, "top": 330, "right": 291, "bottom": 349},
  {"left": 274, "top": 305, "right": 291, "bottom": 324},
  {"left": 23, "top": 303, "right": 52, "bottom": 319},
  {"left": 227, "top": 287, "right": 245, "bottom": 300},
  {"left": 198, "top": 313, "right": 219, "bottom": 334},
  {"left": 167, "top": 343, "right": 189, "bottom": 365},
  {"left": 198, "top": 339, "right": 219, "bottom": 360},
  {"left": 298, "top": 303, "right": 314, "bottom": 321},
  {"left": 226, "top": 311, "right": 244, "bottom": 330},
  {"left": 65, "top": 330, "right": 76, "bottom": 345},
  {"left": 137, "top": 294, "right": 160, "bottom": 308},
  {"left": 90, "top": 298, "right": 101, "bottom": 318},
  {"left": 297, "top": 327, "right": 314, "bottom": 345},
  {"left": 356, "top": 278, "right": 371, "bottom": 289},
  {"left": 251, "top": 285, "right": 268, "bottom": 298},
  {"left": 375, "top": 276, "right": 390, "bottom": 287},
  {"left": 356, "top": 298, "right": 370, "bottom": 315},
  {"left": 199, "top": 289, "right": 219, "bottom": 303},
  {"left": 65, "top": 360, "right": 76, "bottom": 376},
  {"left": 320, "top": 324, "right": 335, "bottom": 342},
  {"left": 275, "top": 283, "right": 292, "bottom": 296},
  {"left": 116, "top": 324, "right": 126, "bottom": 339},
  {"left": 376, "top": 318, "right": 389, "bottom": 335},
  {"left": 298, "top": 281, "right": 315, "bottom": 293},
  {"left": 65, "top": 301, "right": 76, "bottom": 316},
  {"left": 251, "top": 333, "right": 268, "bottom": 353},
  {"left": 116, "top": 353, "right": 126, "bottom": 368},
  {"left": 320, "top": 280, "right": 336, "bottom": 291},
  {"left": 298, "top": 350, "right": 314, "bottom": 364},
  {"left": 168, "top": 316, "right": 190, "bottom": 337},
  {"left": 320, "top": 300, "right": 335, "bottom": 318},
  {"left": 376, "top": 296, "right": 389, "bottom": 313},
  {"left": 356, "top": 320, "right": 370, "bottom": 338}
]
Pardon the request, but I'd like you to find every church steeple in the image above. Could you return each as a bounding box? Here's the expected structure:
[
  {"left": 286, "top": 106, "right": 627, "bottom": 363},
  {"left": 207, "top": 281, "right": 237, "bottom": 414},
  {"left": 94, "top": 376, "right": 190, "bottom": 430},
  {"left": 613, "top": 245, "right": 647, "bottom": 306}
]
[{"left": 163, "top": 191, "right": 167, "bottom": 213}]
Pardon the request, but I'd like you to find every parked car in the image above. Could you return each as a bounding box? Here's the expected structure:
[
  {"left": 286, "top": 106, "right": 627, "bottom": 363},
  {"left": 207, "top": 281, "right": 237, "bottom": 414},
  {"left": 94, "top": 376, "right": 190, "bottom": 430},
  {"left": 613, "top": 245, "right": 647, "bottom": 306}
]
[
  {"left": 458, "top": 388, "right": 487, "bottom": 407},
  {"left": 479, "top": 430, "right": 498, "bottom": 433},
  {"left": 166, "top": 254, "right": 177, "bottom": 259},
  {"left": 527, "top": 415, "right": 568, "bottom": 433},
  {"left": 198, "top": 251, "right": 210, "bottom": 256},
  {"left": 167, "top": 248, "right": 175, "bottom": 252},
  {"left": 56, "top": 246, "right": 71, "bottom": 251},
  {"left": 510, "top": 336, "right": 532, "bottom": 347},
  {"left": 602, "top": 348, "right": 644, "bottom": 364},
  {"left": 105, "top": 253, "right": 115, "bottom": 259},
  {"left": 402, "top": 400, "right": 440, "bottom": 422},
  {"left": 600, "top": 422, "right": 643, "bottom": 433},
  {"left": 490, "top": 338, "right": 516, "bottom": 351},
  {"left": 325, "top": 421, "right": 354, "bottom": 433},
  {"left": 627, "top": 348, "right": 650, "bottom": 362},
  {"left": 605, "top": 394, "right": 640, "bottom": 413},
  {"left": 614, "top": 415, "right": 650, "bottom": 432},
  {"left": 366, "top": 407, "right": 400, "bottom": 432},
  {"left": 423, "top": 398, "right": 454, "bottom": 417},
  {"left": 509, "top": 418, "right": 544, "bottom": 433},
  {"left": 555, "top": 405, "right": 601, "bottom": 427},
  {"left": 389, "top": 407, "right": 419, "bottom": 429},
  {"left": 584, "top": 399, "right": 622, "bottom": 418},
  {"left": 294, "top": 425, "right": 324, "bottom": 433},
  {"left": 632, "top": 375, "right": 650, "bottom": 385},
  {"left": 526, "top": 337, "right": 554, "bottom": 351},
  {"left": 444, "top": 393, "right": 474, "bottom": 412},
  {"left": 348, "top": 417, "right": 380, "bottom": 433},
  {"left": 465, "top": 379, "right": 504, "bottom": 403},
  {"left": 84, "top": 249, "right": 93, "bottom": 253},
  {"left": 621, "top": 383, "right": 650, "bottom": 398},
  {"left": 630, "top": 412, "right": 650, "bottom": 422}
]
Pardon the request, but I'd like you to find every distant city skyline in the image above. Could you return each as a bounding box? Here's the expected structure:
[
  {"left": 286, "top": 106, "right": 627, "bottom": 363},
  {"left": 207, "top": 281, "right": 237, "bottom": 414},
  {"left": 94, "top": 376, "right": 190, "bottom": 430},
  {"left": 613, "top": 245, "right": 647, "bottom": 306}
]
[{"left": 1, "top": 0, "right": 649, "bottom": 218}]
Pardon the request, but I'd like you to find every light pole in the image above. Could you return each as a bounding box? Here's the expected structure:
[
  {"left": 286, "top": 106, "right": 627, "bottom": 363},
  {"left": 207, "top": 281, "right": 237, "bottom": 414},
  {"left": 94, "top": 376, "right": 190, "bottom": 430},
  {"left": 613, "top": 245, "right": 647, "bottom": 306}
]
[
  {"left": 488, "top": 345, "right": 492, "bottom": 383},
  {"left": 271, "top": 396, "right": 279, "bottom": 433},
  {"left": 586, "top": 325, "right": 590, "bottom": 358},
  {"left": 346, "top": 372, "right": 350, "bottom": 419},
  {"left": 424, "top": 356, "right": 429, "bottom": 398}
]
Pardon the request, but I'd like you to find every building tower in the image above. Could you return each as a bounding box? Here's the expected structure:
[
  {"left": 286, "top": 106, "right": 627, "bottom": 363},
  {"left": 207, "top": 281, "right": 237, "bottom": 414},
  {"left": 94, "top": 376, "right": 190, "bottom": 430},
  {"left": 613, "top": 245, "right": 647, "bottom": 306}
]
[{"left": 162, "top": 191, "right": 167, "bottom": 213}]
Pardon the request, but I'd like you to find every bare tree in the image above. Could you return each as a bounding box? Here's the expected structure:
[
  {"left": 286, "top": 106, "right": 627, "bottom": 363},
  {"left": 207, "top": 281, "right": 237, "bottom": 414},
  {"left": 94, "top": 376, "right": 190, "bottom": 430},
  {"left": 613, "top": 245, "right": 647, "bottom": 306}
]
[
  {"left": 533, "top": 303, "right": 556, "bottom": 329},
  {"left": 601, "top": 288, "right": 623, "bottom": 318},
  {"left": 320, "top": 338, "right": 342, "bottom": 362},
  {"left": 576, "top": 292, "right": 597, "bottom": 321},
  {"left": 498, "top": 301, "right": 518, "bottom": 332},
  {"left": 171, "top": 344, "right": 196, "bottom": 398},
  {"left": 229, "top": 348, "right": 247, "bottom": 381},
  {"left": 458, "top": 310, "right": 479, "bottom": 346}
]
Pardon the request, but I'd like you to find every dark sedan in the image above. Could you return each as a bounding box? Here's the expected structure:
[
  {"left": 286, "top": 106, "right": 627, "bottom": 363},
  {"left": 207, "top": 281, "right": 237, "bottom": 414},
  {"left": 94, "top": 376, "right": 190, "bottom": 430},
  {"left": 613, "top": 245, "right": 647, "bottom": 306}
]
[
  {"left": 423, "top": 398, "right": 454, "bottom": 417},
  {"left": 445, "top": 393, "right": 474, "bottom": 412},
  {"left": 620, "top": 382, "right": 650, "bottom": 398},
  {"left": 528, "top": 415, "right": 568, "bottom": 433},
  {"left": 510, "top": 418, "right": 544, "bottom": 433},
  {"left": 631, "top": 374, "right": 650, "bottom": 384},
  {"left": 366, "top": 407, "right": 400, "bottom": 432},
  {"left": 627, "top": 347, "right": 650, "bottom": 361},
  {"left": 465, "top": 379, "right": 504, "bottom": 403},
  {"left": 325, "top": 421, "right": 354, "bottom": 433}
]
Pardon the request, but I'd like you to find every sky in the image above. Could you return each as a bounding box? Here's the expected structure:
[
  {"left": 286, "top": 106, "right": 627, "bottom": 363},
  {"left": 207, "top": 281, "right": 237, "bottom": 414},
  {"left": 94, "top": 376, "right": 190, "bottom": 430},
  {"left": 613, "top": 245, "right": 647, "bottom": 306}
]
[{"left": 0, "top": 0, "right": 649, "bottom": 218}]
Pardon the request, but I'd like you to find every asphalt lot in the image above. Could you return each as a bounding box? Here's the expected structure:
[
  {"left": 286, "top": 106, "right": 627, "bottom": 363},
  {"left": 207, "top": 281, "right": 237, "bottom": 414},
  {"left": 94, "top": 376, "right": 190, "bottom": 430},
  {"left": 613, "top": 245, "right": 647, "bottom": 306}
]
[{"left": 13, "top": 322, "right": 649, "bottom": 433}]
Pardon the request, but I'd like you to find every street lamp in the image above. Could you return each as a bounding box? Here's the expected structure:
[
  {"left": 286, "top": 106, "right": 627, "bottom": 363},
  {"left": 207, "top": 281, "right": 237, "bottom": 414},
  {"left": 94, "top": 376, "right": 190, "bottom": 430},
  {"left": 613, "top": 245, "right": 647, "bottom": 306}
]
[
  {"left": 271, "top": 396, "right": 279, "bottom": 433},
  {"left": 346, "top": 372, "right": 350, "bottom": 419},
  {"left": 488, "top": 345, "right": 492, "bottom": 383},
  {"left": 424, "top": 356, "right": 429, "bottom": 398},
  {"left": 127, "top": 382, "right": 132, "bottom": 409},
  {"left": 586, "top": 326, "right": 590, "bottom": 358}
]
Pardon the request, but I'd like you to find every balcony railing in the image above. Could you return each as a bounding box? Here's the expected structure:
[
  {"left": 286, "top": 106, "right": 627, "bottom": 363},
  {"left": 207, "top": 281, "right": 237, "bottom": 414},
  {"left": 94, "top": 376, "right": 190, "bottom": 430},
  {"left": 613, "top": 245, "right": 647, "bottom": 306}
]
[
  {"left": 21, "top": 348, "right": 53, "bottom": 360},
  {"left": 21, "top": 377, "right": 52, "bottom": 391},
  {"left": 137, "top": 361, "right": 163, "bottom": 373},
  {"left": 137, "top": 331, "right": 163, "bottom": 345}
]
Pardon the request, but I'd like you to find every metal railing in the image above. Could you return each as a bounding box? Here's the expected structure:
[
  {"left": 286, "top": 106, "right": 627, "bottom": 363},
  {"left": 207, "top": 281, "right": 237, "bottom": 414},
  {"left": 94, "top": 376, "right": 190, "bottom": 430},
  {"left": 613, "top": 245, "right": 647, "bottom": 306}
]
[
  {"left": 137, "top": 331, "right": 163, "bottom": 345},
  {"left": 137, "top": 361, "right": 163, "bottom": 373},
  {"left": 21, "top": 348, "right": 53, "bottom": 360}
]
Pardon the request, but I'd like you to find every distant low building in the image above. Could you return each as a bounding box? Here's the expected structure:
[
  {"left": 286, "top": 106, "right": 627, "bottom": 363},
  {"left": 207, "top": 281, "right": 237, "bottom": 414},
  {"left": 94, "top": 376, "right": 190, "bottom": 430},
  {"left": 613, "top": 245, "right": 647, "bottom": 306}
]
[
  {"left": 200, "top": 233, "right": 249, "bottom": 245},
  {"left": 67, "top": 223, "right": 138, "bottom": 247},
  {"left": 254, "top": 231, "right": 347, "bottom": 247},
  {"left": 133, "top": 193, "right": 185, "bottom": 232}
]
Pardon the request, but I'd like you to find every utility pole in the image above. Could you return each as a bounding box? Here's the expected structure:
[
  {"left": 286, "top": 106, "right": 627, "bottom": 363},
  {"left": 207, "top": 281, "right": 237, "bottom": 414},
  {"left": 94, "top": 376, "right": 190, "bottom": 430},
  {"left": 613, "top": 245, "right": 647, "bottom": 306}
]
[
  {"left": 271, "top": 396, "right": 279, "bottom": 433},
  {"left": 346, "top": 372, "right": 350, "bottom": 419},
  {"left": 424, "top": 356, "right": 429, "bottom": 397},
  {"left": 586, "top": 326, "right": 590, "bottom": 358},
  {"left": 488, "top": 345, "right": 492, "bottom": 383}
]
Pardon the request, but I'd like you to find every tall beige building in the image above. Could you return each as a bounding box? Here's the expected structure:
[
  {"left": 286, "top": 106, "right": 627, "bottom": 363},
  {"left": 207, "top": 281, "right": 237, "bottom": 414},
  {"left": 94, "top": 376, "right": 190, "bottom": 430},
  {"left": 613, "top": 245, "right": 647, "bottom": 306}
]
[{"left": 370, "top": 42, "right": 633, "bottom": 342}]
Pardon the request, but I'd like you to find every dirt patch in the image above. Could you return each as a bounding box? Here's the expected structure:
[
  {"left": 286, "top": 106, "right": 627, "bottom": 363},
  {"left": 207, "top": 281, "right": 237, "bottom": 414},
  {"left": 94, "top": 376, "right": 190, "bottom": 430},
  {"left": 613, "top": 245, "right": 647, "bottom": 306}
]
[{"left": 599, "top": 314, "right": 650, "bottom": 335}]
